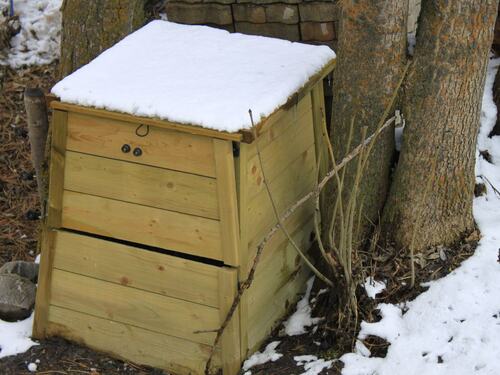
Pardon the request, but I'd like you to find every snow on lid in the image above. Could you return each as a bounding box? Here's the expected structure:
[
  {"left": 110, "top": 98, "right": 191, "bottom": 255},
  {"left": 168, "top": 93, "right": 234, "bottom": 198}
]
[{"left": 51, "top": 20, "right": 336, "bottom": 133}]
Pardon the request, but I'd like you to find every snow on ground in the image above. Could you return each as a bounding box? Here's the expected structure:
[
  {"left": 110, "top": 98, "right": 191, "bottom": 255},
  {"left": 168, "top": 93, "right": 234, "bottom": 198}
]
[
  {"left": 341, "top": 56, "right": 500, "bottom": 375},
  {"left": 0, "top": 0, "right": 62, "bottom": 67},
  {"left": 363, "top": 277, "right": 386, "bottom": 299},
  {"left": 242, "top": 341, "right": 283, "bottom": 372},
  {"left": 0, "top": 313, "right": 37, "bottom": 359},
  {"left": 52, "top": 20, "right": 335, "bottom": 132},
  {"left": 295, "top": 355, "right": 334, "bottom": 375},
  {"left": 283, "top": 277, "right": 323, "bottom": 336}
]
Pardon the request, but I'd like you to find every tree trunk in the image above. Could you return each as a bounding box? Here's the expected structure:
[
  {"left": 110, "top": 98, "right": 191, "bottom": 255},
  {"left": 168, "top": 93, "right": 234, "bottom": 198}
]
[
  {"left": 327, "top": 0, "right": 407, "bottom": 243},
  {"left": 490, "top": 65, "right": 500, "bottom": 137},
  {"left": 59, "top": 0, "right": 151, "bottom": 78},
  {"left": 382, "top": 0, "right": 499, "bottom": 251}
]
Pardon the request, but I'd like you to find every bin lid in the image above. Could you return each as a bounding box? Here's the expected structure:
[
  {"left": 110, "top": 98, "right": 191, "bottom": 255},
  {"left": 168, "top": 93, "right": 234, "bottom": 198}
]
[{"left": 52, "top": 20, "right": 335, "bottom": 133}]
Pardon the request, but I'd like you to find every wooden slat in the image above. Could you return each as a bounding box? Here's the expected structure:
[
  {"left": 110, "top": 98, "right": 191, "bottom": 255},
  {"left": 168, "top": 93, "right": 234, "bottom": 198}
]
[
  {"left": 64, "top": 152, "right": 219, "bottom": 219},
  {"left": 311, "top": 80, "right": 330, "bottom": 214},
  {"left": 53, "top": 101, "right": 243, "bottom": 143},
  {"left": 50, "top": 269, "right": 219, "bottom": 345},
  {"left": 248, "top": 94, "right": 312, "bottom": 156},
  {"left": 213, "top": 140, "right": 240, "bottom": 266},
  {"left": 61, "top": 191, "right": 223, "bottom": 261},
  {"left": 246, "top": 145, "right": 317, "bottom": 245},
  {"left": 66, "top": 112, "right": 217, "bottom": 177},
  {"left": 47, "top": 306, "right": 221, "bottom": 375},
  {"left": 247, "top": 217, "right": 314, "bottom": 311},
  {"left": 218, "top": 268, "right": 241, "bottom": 374},
  {"left": 47, "top": 110, "right": 68, "bottom": 228},
  {"left": 247, "top": 264, "right": 310, "bottom": 352},
  {"left": 236, "top": 142, "right": 251, "bottom": 358},
  {"left": 33, "top": 226, "right": 57, "bottom": 338},
  {"left": 52, "top": 230, "right": 220, "bottom": 307},
  {"left": 246, "top": 112, "right": 315, "bottom": 201}
]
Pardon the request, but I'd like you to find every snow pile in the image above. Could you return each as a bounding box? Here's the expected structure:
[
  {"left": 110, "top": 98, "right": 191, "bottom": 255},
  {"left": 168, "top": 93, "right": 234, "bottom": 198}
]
[
  {"left": 341, "top": 57, "right": 500, "bottom": 375},
  {"left": 283, "top": 277, "right": 322, "bottom": 336},
  {"left": 295, "top": 355, "right": 334, "bottom": 375},
  {"left": 0, "top": 313, "right": 37, "bottom": 359},
  {"left": 0, "top": 0, "right": 62, "bottom": 67},
  {"left": 363, "top": 277, "right": 386, "bottom": 299},
  {"left": 52, "top": 20, "right": 336, "bottom": 132},
  {"left": 242, "top": 341, "right": 283, "bottom": 371}
]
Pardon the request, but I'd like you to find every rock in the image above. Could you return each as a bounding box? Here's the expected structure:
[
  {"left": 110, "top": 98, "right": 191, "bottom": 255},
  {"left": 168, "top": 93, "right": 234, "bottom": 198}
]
[
  {"left": 0, "top": 261, "right": 39, "bottom": 282},
  {"left": 0, "top": 274, "right": 36, "bottom": 321}
]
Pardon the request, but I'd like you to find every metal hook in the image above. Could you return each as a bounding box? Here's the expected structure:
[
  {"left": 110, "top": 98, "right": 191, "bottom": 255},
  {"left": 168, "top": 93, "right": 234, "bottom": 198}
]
[{"left": 135, "top": 124, "right": 150, "bottom": 137}]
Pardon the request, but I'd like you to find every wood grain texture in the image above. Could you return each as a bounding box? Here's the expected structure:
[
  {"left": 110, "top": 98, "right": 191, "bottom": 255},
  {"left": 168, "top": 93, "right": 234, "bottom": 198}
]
[
  {"left": 50, "top": 269, "right": 219, "bottom": 345},
  {"left": 218, "top": 268, "right": 242, "bottom": 375},
  {"left": 61, "top": 191, "right": 223, "bottom": 261},
  {"left": 213, "top": 139, "right": 240, "bottom": 267},
  {"left": 52, "top": 230, "right": 220, "bottom": 307},
  {"left": 64, "top": 151, "right": 219, "bottom": 219},
  {"left": 47, "top": 306, "right": 221, "bottom": 375},
  {"left": 65, "top": 112, "right": 217, "bottom": 177},
  {"left": 246, "top": 112, "right": 315, "bottom": 201},
  {"left": 32, "top": 226, "right": 56, "bottom": 338},
  {"left": 54, "top": 101, "right": 242, "bottom": 143},
  {"left": 47, "top": 110, "right": 68, "bottom": 228}
]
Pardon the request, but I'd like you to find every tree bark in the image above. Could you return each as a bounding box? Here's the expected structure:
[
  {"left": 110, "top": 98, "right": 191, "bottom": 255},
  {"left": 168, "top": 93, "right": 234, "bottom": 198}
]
[
  {"left": 327, "top": 0, "right": 407, "bottom": 243},
  {"left": 382, "top": 0, "right": 499, "bottom": 251},
  {"left": 59, "top": 0, "right": 151, "bottom": 78}
]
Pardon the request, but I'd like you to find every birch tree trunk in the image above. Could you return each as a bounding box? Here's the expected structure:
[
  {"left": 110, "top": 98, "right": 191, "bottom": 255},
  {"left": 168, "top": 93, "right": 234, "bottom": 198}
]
[
  {"left": 327, "top": 0, "right": 407, "bottom": 243},
  {"left": 382, "top": 0, "right": 499, "bottom": 251}
]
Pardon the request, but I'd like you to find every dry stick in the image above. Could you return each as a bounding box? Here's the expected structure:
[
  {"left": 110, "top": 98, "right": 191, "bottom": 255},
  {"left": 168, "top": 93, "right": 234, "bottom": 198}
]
[
  {"left": 24, "top": 87, "right": 49, "bottom": 212},
  {"left": 204, "top": 63, "right": 411, "bottom": 373}
]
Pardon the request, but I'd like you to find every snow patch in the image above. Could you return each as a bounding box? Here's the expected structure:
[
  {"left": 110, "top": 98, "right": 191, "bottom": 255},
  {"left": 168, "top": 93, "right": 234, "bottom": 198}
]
[
  {"left": 295, "top": 355, "right": 334, "bottom": 375},
  {"left": 52, "top": 20, "right": 335, "bottom": 132},
  {"left": 283, "top": 277, "right": 322, "bottom": 336},
  {"left": 0, "top": 313, "right": 37, "bottom": 359},
  {"left": 363, "top": 277, "right": 386, "bottom": 299},
  {"left": 0, "top": 0, "right": 62, "bottom": 67},
  {"left": 242, "top": 341, "right": 283, "bottom": 371}
]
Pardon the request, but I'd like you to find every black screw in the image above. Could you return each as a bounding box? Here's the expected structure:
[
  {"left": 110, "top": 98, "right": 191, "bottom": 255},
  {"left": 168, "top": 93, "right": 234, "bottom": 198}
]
[
  {"left": 133, "top": 147, "right": 142, "bottom": 157},
  {"left": 121, "top": 144, "right": 131, "bottom": 153}
]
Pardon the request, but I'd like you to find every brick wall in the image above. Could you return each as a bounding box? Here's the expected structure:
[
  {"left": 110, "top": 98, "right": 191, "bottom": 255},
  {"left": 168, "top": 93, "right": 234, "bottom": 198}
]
[{"left": 165, "top": 0, "right": 339, "bottom": 50}]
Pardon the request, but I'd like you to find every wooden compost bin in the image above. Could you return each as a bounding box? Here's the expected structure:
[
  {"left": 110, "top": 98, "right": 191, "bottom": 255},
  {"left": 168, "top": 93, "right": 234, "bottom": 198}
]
[{"left": 33, "top": 22, "right": 335, "bottom": 375}]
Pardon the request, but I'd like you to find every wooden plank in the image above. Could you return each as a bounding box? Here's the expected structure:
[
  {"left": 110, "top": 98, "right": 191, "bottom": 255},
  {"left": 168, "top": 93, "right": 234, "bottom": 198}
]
[
  {"left": 52, "top": 101, "right": 243, "bottom": 143},
  {"left": 248, "top": 94, "right": 312, "bottom": 155},
  {"left": 52, "top": 230, "right": 220, "bottom": 307},
  {"left": 236, "top": 142, "right": 250, "bottom": 358},
  {"left": 50, "top": 269, "right": 220, "bottom": 345},
  {"left": 246, "top": 145, "right": 317, "bottom": 245},
  {"left": 47, "top": 306, "right": 221, "bottom": 375},
  {"left": 247, "top": 217, "right": 314, "bottom": 312},
  {"left": 213, "top": 140, "right": 240, "bottom": 267},
  {"left": 247, "top": 263, "right": 310, "bottom": 352},
  {"left": 311, "top": 80, "right": 329, "bottom": 185},
  {"left": 61, "top": 191, "right": 223, "bottom": 261},
  {"left": 32, "top": 226, "right": 57, "bottom": 338},
  {"left": 218, "top": 268, "right": 241, "bottom": 375},
  {"left": 66, "top": 112, "right": 217, "bottom": 177},
  {"left": 246, "top": 112, "right": 315, "bottom": 201},
  {"left": 64, "top": 151, "right": 219, "bottom": 219},
  {"left": 47, "top": 110, "right": 68, "bottom": 228}
]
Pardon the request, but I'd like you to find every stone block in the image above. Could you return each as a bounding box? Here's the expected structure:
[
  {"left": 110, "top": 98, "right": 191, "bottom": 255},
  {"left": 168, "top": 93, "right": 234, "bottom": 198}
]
[
  {"left": 233, "top": 4, "right": 298, "bottom": 24},
  {"left": 235, "top": 22, "right": 300, "bottom": 41},
  {"left": 299, "top": 2, "right": 338, "bottom": 22},
  {"left": 300, "top": 22, "right": 335, "bottom": 42},
  {"left": 166, "top": 3, "right": 233, "bottom": 25}
]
